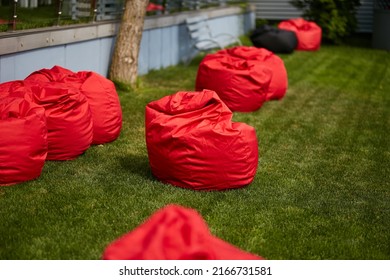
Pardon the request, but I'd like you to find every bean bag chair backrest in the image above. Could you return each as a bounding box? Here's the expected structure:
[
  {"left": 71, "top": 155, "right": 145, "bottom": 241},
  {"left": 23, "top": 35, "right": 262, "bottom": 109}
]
[
  {"left": 250, "top": 25, "right": 298, "bottom": 54},
  {"left": 11, "top": 81, "right": 93, "bottom": 161},
  {"left": 196, "top": 54, "right": 272, "bottom": 112},
  {"left": 0, "top": 97, "right": 48, "bottom": 186},
  {"left": 103, "top": 204, "right": 264, "bottom": 260},
  {"left": 25, "top": 65, "right": 74, "bottom": 83},
  {"left": 278, "top": 18, "right": 322, "bottom": 51},
  {"left": 26, "top": 66, "right": 122, "bottom": 145},
  {"left": 217, "top": 46, "right": 288, "bottom": 101},
  {"left": 145, "top": 90, "right": 259, "bottom": 191}
]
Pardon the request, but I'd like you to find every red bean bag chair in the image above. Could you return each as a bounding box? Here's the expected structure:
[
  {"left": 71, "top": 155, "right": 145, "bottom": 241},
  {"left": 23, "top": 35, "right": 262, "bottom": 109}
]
[
  {"left": 278, "top": 18, "right": 322, "bottom": 51},
  {"left": 145, "top": 90, "right": 258, "bottom": 191},
  {"left": 195, "top": 53, "right": 272, "bottom": 112},
  {"left": 103, "top": 204, "right": 264, "bottom": 260},
  {"left": 66, "top": 71, "right": 122, "bottom": 144},
  {"left": 32, "top": 83, "right": 93, "bottom": 160},
  {"left": 8, "top": 80, "right": 93, "bottom": 161},
  {"left": 0, "top": 97, "right": 48, "bottom": 186},
  {"left": 26, "top": 66, "right": 122, "bottom": 144},
  {"left": 217, "top": 46, "right": 288, "bottom": 101}
]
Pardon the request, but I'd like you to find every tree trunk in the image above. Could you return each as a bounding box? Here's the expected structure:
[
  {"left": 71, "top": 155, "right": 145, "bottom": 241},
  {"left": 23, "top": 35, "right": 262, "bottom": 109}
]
[{"left": 109, "top": 0, "right": 149, "bottom": 86}]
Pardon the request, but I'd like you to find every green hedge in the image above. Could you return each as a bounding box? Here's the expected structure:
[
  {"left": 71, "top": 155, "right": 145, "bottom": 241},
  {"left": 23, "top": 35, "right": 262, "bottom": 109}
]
[{"left": 290, "top": 0, "right": 361, "bottom": 43}]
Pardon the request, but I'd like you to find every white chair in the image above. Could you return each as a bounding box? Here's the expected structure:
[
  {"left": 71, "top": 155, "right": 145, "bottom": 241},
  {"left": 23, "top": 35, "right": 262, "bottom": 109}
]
[{"left": 185, "top": 15, "right": 242, "bottom": 64}]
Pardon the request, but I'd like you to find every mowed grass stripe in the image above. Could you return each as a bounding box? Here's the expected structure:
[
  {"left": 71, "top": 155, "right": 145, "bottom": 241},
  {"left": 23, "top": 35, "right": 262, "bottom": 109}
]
[{"left": 0, "top": 38, "right": 389, "bottom": 260}]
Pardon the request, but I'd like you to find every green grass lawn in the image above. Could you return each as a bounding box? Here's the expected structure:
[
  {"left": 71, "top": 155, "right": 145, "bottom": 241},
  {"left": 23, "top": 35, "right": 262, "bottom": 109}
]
[{"left": 0, "top": 36, "right": 389, "bottom": 260}]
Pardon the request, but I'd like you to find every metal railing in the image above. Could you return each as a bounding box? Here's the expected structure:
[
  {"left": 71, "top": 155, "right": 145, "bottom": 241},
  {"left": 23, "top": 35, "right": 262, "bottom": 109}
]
[
  {"left": 374, "top": 0, "right": 390, "bottom": 9},
  {"left": 0, "top": 0, "right": 246, "bottom": 32}
]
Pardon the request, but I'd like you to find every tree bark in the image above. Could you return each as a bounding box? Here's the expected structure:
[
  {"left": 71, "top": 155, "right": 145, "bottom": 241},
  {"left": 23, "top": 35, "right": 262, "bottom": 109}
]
[{"left": 109, "top": 0, "right": 149, "bottom": 86}]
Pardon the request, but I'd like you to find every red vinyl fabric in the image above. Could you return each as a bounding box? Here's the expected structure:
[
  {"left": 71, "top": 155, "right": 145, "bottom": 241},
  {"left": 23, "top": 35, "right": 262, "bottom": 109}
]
[
  {"left": 217, "top": 46, "right": 288, "bottom": 101},
  {"left": 103, "top": 204, "right": 264, "bottom": 260},
  {"left": 31, "top": 83, "right": 93, "bottom": 160},
  {"left": 0, "top": 81, "right": 12, "bottom": 98},
  {"left": 0, "top": 80, "right": 33, "bottom": 99},
  {"left": 66, "top": 71, "right": 122, "bottom": 144},
  {"left": 0, "top": 97, "right": 48, "bottom": 186},
  {"left": 195, "top": 52, "right": 272, "bottom": 112},
  {"left": 25, "top": 65, "right": 74, "bottom": 82},
  {"left": 26, "top": 65, "right": 122, "bottom": 144},
  {"left": 11, "top": 81, "right": 93, "bottom": 160},
  {"left": 145, "top": 90, "right": 258, "bottom": 191},
  {"left": 278, "top": 18, "right": 322, "bottom": 51}
]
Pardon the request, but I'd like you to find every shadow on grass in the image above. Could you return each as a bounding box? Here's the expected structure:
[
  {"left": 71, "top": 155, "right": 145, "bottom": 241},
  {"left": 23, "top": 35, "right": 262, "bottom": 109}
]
[
  {"left": 117, "top": 153, "right": 155, "bottom": 181},
  {"left": 321, "top": 33, "right": 373, "bottom": 49}
]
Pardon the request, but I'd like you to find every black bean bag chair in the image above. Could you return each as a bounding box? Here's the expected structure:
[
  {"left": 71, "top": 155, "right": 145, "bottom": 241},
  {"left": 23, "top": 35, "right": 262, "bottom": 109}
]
[{"left": 250, "top": 25, "right": 298, "bottom": 54}]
